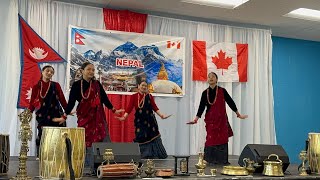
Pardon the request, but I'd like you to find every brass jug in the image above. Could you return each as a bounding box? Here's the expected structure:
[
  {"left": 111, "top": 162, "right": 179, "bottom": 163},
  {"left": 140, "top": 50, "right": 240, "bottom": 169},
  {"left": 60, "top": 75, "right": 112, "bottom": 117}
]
[
  {"left": 262, "top": 154, "right": 284, "bottom": 177},
  {"left": 243, "top": 158, "right": 257, "bottom": 175},
  {"left": 194, "top": 152, "right": 206, "bottom": 176}
]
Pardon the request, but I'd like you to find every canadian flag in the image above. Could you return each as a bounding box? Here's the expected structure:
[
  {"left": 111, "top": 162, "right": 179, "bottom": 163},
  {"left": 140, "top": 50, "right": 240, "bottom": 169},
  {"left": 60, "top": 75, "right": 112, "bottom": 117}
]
[
  {"left": 167, "top": 40, "right": 181, "bottom": 49},
  {"left": 192, "top": 41, "right": 248, "bottom": 82}
]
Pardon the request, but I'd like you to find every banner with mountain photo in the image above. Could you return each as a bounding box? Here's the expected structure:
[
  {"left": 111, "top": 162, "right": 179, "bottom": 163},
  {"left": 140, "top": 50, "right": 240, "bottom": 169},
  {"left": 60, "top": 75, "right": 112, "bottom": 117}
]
[{"left": 68, "top": 25, "right": 185, "bottom": 96}]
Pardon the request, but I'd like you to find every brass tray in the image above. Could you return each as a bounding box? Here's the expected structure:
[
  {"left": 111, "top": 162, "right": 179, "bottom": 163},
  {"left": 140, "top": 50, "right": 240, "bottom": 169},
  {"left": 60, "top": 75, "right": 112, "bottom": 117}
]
[{"left": 221, "top": 166, "right": 249, "bottom": 176}]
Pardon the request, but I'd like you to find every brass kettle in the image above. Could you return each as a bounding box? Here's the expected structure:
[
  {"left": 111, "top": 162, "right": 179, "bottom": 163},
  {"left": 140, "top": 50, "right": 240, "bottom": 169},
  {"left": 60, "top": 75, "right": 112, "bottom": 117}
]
[
  {"left": 243, "top": 158, "right": 261, "bottom": 175},
  {"left": 262, "top": 154, "right": 284, "bottom": 177}
]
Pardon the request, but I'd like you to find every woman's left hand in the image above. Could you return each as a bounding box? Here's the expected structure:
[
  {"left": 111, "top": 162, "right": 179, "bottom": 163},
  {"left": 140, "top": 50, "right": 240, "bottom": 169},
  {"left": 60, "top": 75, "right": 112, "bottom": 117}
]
[
  {"left": 160, "top": 114, "right": 172, "bottom": 119},
  {"left": 70, "top": 111, "right": 76, "bottom": 116},
  {"left": 114, "top": 109, "right": 124, "bottom": 115},
  {"left": 115, "top": 116, "right": 126, "bottom": 121},
  {"left": 237, "top": 114, "right": 248, "bottom": 119},
  {"left": 53, "top": 117, "right": 66, "bottom": 125}
]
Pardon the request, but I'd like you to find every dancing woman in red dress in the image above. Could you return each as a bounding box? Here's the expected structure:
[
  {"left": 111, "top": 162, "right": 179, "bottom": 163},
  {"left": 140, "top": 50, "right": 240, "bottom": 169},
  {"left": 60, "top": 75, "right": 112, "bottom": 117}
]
[
  {"left": 55, "top": 62, "right": 123, "bottom": 147},
  {"left": 187, "top": 72, "right": 247, "bottom": 165},
  {"left": 116, "top": 81, "right": 171, "bottom": 159},
  {"left": 28, "top": 65, "right": 68, "bottom": 157}
]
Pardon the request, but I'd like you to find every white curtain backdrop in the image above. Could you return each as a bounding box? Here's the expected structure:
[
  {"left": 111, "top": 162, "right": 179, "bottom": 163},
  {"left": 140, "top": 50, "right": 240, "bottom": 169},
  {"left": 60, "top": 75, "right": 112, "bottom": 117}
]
[
  {"left": 145, "top": 16, "right": 275, "bottom": 156},
  {"left": 193, "top": 23, "right": 275, "bottom": 155},
  {"left": 0, "top": 0, "right": 275, "bottom": 156},
  {"left": 145, "top": 17, "right": 199, "bottom": 155},
  {"left": 0, "top": 0, "right": 104, "bottom": 156},
  {"left": 0, "top": 0, "right": 21, "bottom": 156}
]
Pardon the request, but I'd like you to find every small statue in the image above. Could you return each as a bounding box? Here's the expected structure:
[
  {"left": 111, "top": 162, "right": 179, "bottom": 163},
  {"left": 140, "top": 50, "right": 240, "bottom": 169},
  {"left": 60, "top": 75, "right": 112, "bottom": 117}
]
[
  {"left": 145, "top": 159, "right": 155, "bottom": 178},
  {"left": 12, "top": 109, "right": 33, "bottom": 180},
  {"left": 103, "top": 149, "right": 114, "bottom": 165},
  {"left": 299, "top": 150, "right": 308, "bottom": 176},
  {"left": 195, "top": 152, "right": 207, "bottom": 176}
]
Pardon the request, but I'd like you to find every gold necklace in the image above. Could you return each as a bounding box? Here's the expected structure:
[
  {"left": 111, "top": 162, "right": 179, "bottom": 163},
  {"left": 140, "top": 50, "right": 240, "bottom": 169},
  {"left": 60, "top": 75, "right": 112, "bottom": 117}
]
[
  {"left": 81, "top": 79, "right": 92, "bottom": 100},
  {"left": 207, "top": 86, "right": 218, "bottom": 105},
  {"left": 39, "top": 81, "right": 51, "bottom": 99},
  {"left": 137, "top": 93, "right": 146, "bottom": 108}
]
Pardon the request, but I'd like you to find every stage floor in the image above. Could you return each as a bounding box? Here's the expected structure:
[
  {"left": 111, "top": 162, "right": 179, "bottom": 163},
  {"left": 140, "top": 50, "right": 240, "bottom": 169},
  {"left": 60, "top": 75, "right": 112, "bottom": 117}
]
[{"left": 2, "top": 155, "right": 320, "bottom": 179}]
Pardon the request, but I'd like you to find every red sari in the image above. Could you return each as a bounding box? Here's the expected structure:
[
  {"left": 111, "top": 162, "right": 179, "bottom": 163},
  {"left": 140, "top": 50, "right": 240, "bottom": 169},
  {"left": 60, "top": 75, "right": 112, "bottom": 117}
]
[
  {"left": 76, "top": 80, "right": 106, "bottom": 147},
  {"left": 204, "top": 87, "right": 234, "bottom": 146}
]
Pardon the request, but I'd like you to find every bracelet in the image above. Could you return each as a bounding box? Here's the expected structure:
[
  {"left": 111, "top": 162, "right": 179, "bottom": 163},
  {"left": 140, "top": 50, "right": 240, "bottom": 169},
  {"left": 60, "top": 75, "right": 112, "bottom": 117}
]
[{"left": 62, "top": 114, "right": 67, "bottom": 120}]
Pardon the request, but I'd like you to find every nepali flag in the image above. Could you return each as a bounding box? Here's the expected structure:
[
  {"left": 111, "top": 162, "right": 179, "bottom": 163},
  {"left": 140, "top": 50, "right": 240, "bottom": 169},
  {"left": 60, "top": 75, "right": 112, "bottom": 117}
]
[
  {"left": 192, "top": 41, "right": 248, "bottom": 82},
  {"left": 17, "top": 15, "right": 65, "bottom": 108}
]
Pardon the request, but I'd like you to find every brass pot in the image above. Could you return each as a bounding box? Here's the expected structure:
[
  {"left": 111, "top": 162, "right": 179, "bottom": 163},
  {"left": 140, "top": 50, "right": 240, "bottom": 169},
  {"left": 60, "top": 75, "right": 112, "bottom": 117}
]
[
  {"left": 262, "top": 154, "right": 284, "bottom": 177},
  {"left": 221, "top": 166, "right": 249, "bottom": 176}
]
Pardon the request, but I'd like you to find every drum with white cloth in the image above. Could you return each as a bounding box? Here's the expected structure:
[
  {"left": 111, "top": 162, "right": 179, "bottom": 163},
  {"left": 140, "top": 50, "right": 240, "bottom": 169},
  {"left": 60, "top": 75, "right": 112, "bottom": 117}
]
[
  {"left": 39, "top": 127, "right": 85, "bottom": 179},
  {"left": 0, "top": 134, "right": 9, "bottom": 175}
]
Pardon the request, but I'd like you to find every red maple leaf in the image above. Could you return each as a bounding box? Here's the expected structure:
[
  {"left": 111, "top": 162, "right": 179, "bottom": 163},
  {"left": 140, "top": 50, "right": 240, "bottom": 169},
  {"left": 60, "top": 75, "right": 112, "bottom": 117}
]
[{"left": 211, "top": 49, "right": 232, "bottom": 75}]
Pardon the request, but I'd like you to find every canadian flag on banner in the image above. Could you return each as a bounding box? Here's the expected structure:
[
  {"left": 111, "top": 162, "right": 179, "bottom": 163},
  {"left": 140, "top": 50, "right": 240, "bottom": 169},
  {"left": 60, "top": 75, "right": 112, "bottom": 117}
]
[
  {"left": 192, "top": 40, "right": 248, "bottom": 82},
  {"left": 17, "top": 15, "right": 65, "bottom": 108},
  {"left": 167, "top": 40, "right": 181, "bottom": 49}
]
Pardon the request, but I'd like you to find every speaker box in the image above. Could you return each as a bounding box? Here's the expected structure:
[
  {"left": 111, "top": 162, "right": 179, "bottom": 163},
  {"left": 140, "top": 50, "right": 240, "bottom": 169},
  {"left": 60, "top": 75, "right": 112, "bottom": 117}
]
[
  {"left": 89, "top": 142, "right": 141, "bottom": 173},
  {"left": 238, "top": 144, "right": 290, "bottom": 173}
]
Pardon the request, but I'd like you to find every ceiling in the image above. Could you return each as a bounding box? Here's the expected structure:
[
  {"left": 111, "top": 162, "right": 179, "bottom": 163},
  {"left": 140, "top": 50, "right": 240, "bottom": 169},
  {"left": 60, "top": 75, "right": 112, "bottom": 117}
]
[{"left": 57, "top": 0, "right": 320, "bottom": 41}]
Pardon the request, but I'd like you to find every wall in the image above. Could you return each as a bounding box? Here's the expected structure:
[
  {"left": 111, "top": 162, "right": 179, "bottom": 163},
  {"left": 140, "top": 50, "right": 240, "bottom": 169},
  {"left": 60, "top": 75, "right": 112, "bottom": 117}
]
[{"left": 272, "top": 36, "right": 320, "bottom": 163}]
